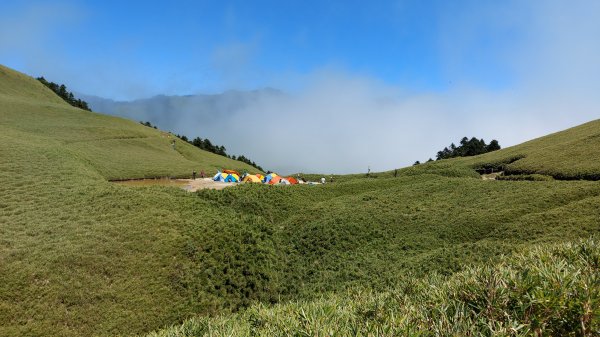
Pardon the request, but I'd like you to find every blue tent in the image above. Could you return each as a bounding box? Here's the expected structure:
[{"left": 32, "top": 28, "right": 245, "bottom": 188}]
[
  {"left": 224, "top": 174, "right": 239, "bottom": 183},
  {"left": 263, "top": 173, "right": 278, "bottom": 183},
  {"left": 213, "top": 172, "right": 227, "bottom": 182}
]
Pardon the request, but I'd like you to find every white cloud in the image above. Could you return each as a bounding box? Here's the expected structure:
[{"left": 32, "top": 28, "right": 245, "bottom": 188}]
[
  {"left": 4, "top": 1, "right": 600, "bottom": 174},
  {"left": 219, "top": 1, "right": 600, "bottom": 173},
  {"left": 127, "top": 0, "right": 600, "bottom": 174}
]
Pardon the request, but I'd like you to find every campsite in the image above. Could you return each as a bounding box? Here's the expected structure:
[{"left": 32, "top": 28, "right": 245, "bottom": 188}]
[
  {"left": 1, "top": 1, "right": 600, "bottom": 336},
  {"left": 113, "top": 172, "right": 317, "bottom": 192},
  {"left": 1, "top": 64, "right": 598, "bottom": 335}
]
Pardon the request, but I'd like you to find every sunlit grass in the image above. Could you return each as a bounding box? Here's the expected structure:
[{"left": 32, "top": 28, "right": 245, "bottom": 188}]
[
  {"left": 0, "top": 64, "right": 599, "bottom": 336},
  {"left": 150, "top": 239, "right": 600, "bottom": 336}
]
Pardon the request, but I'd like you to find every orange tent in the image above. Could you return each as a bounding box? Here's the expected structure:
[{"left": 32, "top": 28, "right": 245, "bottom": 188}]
[
  {"left": 223, "top": 169, "right": 240, "bottom": 176},
  {"left": 268, "top": 176, "right": 283, "bottom": 185},
  {"left": 286, "top": 177, "right": 299, "bottom": 185}
]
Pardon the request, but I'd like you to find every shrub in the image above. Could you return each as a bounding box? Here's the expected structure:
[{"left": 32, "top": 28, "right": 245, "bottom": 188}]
[
  {"left": 497, "top": 174, "right": 555, "bottom": 181},
  {"left": 150, "top": 238, "right": 600, "bottom": 336}
]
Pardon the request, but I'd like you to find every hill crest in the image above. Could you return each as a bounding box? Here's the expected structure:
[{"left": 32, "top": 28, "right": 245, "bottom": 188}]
[{"left": 0, "top": 65, "right": 261, "bottom": 180}]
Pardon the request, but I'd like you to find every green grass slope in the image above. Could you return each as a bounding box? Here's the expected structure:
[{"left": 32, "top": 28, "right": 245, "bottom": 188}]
[
  {"left": 0, "top": 64, "right": 599, "bottom": 336},
  {"left": 150, "top": 239, "right": 599, "bottom": 336},
  {"left": 0, "top": 65, "right": 65, "bottom": 104},
  {"left": 0, "top": 65, "right": 259, "bottom": 179},
  {"left": 471, "top": 119, "right": 600, "bottom": 180},
  {"left": 0, "top": 66, "right": 259, "bottom": 336},
  {"left": 395, "top": 119, "right": 600, "bottom": 181}
]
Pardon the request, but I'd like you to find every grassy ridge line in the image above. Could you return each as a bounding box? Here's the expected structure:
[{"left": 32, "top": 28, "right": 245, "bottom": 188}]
[
  {"left": 0, "top": 65, "right": 262, "bottom": 336},
  {"left": 444, "top": 119, "right": 600, "bottom": 181},
  {"left": 473, "top": 119, "right": 600, "bottom": 179},
  {"left": 0, "top": 64, "right": 66, "bottom": 105},
  {"left": 149, "top": 238, "right": 599, "bottom": 337},
  {"left": 347, "top": 119, "right": 600, "bottom": 182},
  {"left": 0, "top": 66, "right": 260, "bottom": 180}
]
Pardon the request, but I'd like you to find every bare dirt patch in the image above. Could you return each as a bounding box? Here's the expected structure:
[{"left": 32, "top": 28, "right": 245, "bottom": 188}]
[
  {"left": 113, "top": 177, "right": 237, "bottom": 191},
  {"left": 183, "top": 178, "right": 238, "bottom": 191},
  {"left": 113, "top": 178, "right": 189, "bottom": 188}
]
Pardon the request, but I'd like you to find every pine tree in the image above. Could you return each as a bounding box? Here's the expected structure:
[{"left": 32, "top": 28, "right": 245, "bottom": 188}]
[
  {"left": 36, "top": 77, "right": 92, "bottom": 111},
  {"left": 434, "top": 137, "right": 501, "bottom": 160},
  {"left": 487, "top": 139, "right": 501, "bottom": 152},
  {"left": 192, "top": 137, "right": 203, "bottom": 148}
]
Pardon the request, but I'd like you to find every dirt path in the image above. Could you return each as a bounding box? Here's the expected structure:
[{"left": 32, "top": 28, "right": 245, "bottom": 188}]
[
  {"left": 113, "top": 178, "right": 238, "bottom": 191},
  {"left": 181, "top": 178, "right": 238, "bottom": 191}
]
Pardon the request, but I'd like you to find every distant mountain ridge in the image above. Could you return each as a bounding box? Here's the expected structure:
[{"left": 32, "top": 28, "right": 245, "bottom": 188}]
[
  {"left": 80, "top": 88, "right": 284, "bottom": 173},
  {"left": 81, "top": 88, "right": 284, "bottom": 132}
]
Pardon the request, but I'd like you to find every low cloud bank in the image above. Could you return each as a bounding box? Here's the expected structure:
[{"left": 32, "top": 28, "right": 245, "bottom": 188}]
[
  {"left": 198, "top": 72, "right": 597, "bottom": 174},
  {"left": 124, "top": 67, "right": 596, "bottom": 174},
  {"left": 5, "top": 1, "right": 600, "bottom": 173}
]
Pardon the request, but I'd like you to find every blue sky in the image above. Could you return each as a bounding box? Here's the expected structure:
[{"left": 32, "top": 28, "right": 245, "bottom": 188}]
[
  {"left": 1, "top": 1, "right": 599, "bottom": 173},
  {"left": 0, "top": 0, "right": 521, "bottom": 98}
]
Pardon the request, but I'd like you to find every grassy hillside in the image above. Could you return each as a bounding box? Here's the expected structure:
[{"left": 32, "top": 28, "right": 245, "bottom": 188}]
[
  {"left": 395, "top": 119, "right": 600, "bottom": 181},
  {"left": 0, "top": 66, "right": 259, "bottom": 336},
  {"left": 0, "top": 65, "right": 65, "bottom": 104},
  {"left": 151, "top": 239, "right": 599, "bottom": 336},
  {"left": 470, "top": 119, "right": 600, "bottom": 180},
  {"left": 0, "top": 64, "right": 598, "bottom": 336},
  {"left": 0, "top": 65, "right": 259, "bottom": 180}
]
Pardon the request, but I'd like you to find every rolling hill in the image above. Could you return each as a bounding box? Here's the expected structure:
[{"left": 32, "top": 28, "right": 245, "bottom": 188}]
[
  {"left": 0, "top": 64, "right": 598, "bottom": 336},
  {"left": 0, "top": 64, "right": 260, "bottom": 180},
  {"left": 457, "top": 119, "right": 600, "bottom": 180}
]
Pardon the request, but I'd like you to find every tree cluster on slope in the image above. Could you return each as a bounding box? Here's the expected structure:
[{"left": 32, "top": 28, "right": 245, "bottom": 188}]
[
  {"left": 184, "top": 135, "right": 265, "bottom": 172},
  {"left": 413, "top": 158, "right": 434, "bottom": 166},
  {"left": 36, "top": 77, "right": 91, "bottom": 111},
  {"left": 436, "top": 137, "right": 501, "bottom": 160},
  {"left": 140, "top": 121, "right": 157, "bottom": 129},
  {"left": 140, "top": 121, "right": 264, "bottom": 172}
]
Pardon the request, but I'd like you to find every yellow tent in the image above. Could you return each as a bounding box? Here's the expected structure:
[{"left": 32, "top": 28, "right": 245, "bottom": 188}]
[
  {"left": 224, "top": 173, "right": 240, "bottom": 182},
  {"left": 242, "top": 175, "right": 262, "bottom": 183}
]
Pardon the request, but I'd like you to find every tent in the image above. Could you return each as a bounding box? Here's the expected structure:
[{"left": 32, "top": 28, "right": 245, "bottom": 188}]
[
  {"left": 279, "top": 178, "right": 291, "bottom": 185},
  {"left": 263, "top": 173, "right": 278, "bottom": 184},
  {"left": 255, "top": 174, "right": 264, "bottom": 181},
  {"left": 285, "top": 177, "right": 299, "bottom": 185},
  {"left": 224, "top": 173, "right": 240, "bottom": 183},
  {"left": 223, "top": 169, "right": 240, "bottom": 176},
  {"left": 213, "top": 172, "right": 228, "bottom": 182},
  {"left": 242, "top": 175, "right": 261, "bottom": 183},
  {"left": 268, "top": 176, "right": 284, "bottom": 185}
]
